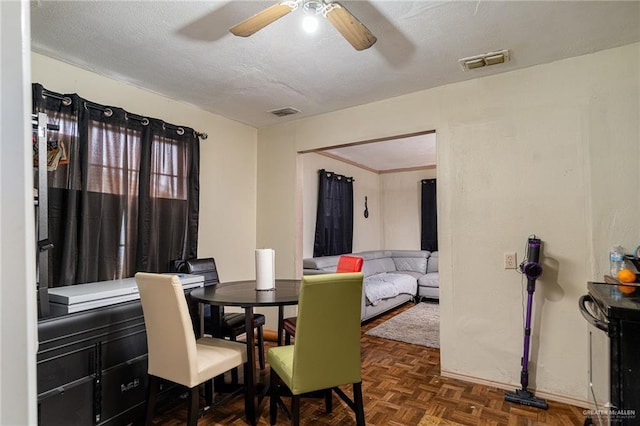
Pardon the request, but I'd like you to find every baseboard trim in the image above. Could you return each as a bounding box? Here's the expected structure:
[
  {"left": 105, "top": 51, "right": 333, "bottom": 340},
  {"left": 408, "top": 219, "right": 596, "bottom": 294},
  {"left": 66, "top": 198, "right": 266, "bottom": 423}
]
[{"left": 440, "top": 369, "right": 590, "bottom": 409}]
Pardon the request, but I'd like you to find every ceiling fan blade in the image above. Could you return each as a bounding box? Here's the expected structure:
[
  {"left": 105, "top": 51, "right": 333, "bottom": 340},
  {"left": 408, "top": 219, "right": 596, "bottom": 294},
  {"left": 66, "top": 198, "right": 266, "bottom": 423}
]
[
  {"left": 324, "top": 2, "right": 377, "bottom": 51},
  {"left": 230, "top": 2, "right": 297, "bottom": 37}
]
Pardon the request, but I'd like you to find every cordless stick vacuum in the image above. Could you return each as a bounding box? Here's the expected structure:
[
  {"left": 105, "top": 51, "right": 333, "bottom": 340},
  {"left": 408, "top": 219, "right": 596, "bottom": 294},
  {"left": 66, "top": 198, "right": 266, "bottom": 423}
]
[{"left": 504, "top": 236, "right": 549, "bottom": 410}]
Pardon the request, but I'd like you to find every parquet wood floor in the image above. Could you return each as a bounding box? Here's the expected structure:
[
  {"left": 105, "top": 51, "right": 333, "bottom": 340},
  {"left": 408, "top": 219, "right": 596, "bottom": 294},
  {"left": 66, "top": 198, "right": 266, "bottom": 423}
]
[{"left": 149, "top": 302, "right": 586, "bottom": 426}]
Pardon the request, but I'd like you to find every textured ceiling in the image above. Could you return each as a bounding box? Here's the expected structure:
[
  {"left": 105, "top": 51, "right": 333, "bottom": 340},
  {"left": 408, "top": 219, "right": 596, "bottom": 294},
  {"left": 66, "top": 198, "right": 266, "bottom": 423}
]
[
  {"left": 31, "top": 1, "right": 640, "bottom": 130},
  {"left": 322, "top": 133, "right": 436, "bottom": 172}
]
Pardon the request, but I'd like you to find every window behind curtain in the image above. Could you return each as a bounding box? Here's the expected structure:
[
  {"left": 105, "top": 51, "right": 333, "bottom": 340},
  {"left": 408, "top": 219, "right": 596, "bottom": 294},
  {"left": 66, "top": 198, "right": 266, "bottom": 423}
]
[
  {"left": 313, "top": 169, "right": 354, "bottom": 257},
  {"left": 83, "top": 115, "right": 143, "bottom": 281},
  {"left": 33, "top": 83, "right": 200, "bottom": 287},
  {"left": 137, "top": 129, "right": 195, "bottom": 273}
]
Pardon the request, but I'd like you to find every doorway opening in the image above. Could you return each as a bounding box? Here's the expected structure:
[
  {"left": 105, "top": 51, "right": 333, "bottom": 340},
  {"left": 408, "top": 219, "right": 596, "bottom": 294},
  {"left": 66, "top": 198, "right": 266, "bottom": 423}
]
[{"left": 296, "top": 130, "right": 437, "bottom": 263}]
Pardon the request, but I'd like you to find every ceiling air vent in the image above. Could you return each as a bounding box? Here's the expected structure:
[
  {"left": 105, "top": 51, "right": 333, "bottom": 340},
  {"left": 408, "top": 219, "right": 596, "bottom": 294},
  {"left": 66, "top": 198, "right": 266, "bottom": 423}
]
[
  {"left": 459, "top": 49, "right": 510, "bottom": 71},
  {"left": 269, "top": 107, "right": 301, "bottom": 117}
]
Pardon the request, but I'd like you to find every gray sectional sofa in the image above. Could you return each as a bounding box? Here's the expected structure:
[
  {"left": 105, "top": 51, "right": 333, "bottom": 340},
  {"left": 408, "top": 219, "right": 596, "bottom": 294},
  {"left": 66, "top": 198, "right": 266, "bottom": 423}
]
[{"left": 302, "top": 250, "right": 439, "bottom": 321}]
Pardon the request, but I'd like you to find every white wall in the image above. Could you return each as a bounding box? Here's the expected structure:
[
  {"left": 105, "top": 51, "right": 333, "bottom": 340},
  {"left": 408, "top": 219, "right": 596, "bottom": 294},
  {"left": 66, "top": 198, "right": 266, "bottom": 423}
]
[
  {"left": 31, "top": 53, "right": 259, "bottom": 283},
  {"left": 256, "top": 43, "right": 640, "bottom": 405},
  {"left": 381, "top": 169, "right": 437, "bottom": 250},
  {"left": 301, "top": 152, "right": 382, "bottom": 257},
  {"left": 1, "top": 1, "right": 38, "bottom": 423}
]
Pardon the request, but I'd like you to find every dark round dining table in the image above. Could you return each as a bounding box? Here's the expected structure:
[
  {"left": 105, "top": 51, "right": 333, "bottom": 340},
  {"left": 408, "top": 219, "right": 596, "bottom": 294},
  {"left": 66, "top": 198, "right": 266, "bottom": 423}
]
[
  {"left": 189, "top": 279, "right": 300, "bottom": 308},
  {"left": 189, "top": 279, "right": 301, "bottom": 426}
]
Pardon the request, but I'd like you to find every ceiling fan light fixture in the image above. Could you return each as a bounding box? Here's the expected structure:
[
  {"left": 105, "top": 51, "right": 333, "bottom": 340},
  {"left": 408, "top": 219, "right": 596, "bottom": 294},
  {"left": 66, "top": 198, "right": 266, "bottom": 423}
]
[
  {"left": 302, "top": 15, "right": 319, "bottom": 33},
  {"left": 303, "top": 0, "right": 325, "bottom": 15},
  {"left": 230, "top": 0, "right": 376, "bottom": 51},
  {"left": 302, "top": 0, "right": 323, "bottom": 33}
]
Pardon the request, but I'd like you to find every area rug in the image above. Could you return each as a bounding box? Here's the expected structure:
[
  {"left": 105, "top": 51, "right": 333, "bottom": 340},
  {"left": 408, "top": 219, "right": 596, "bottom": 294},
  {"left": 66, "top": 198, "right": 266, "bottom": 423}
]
[
  {"left": 417, "top": 414, "right": 464, "bottom": 426},
  {"left": 365, "top": 302, "right": 439, "bottom": 348}
]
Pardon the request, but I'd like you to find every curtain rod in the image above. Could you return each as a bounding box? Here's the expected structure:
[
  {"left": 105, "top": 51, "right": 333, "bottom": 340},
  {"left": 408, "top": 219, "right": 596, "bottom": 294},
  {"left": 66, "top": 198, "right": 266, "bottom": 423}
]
[
  {"left": 319, "top": 169, "right": 355, "bottom": 182},
  {"left": 41, "top": 89, "right": 208, "bottom": 140}
]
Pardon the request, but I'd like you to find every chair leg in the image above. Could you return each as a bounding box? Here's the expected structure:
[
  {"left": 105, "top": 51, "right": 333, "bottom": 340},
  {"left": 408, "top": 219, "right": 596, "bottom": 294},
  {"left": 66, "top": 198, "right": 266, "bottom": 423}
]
[
  {"left": 242, "top": 360, "right": 252, "bottom": 425},
  {"left": 204, "top": 378, "right": 213, "bottom": 406},
  {"left": 270, "top": 369, "right": 278, "bottom": 425},
  {"left": 229, "top": 333, "right": 240, "bottom": 384},
  {"left": 145, "top": 375, "right": 160, "bottom": 426},
  {"left": 285, "top": 330, "right": 291, "bottom": 345},
  {"left": 292, "top": 395, "right": 301, "bottom": 426},
  {"left": 353, "top": 382, "right": 365, "bottom": 426},
  {"left": 257, "top": 325, "right": 265, "bottom": 370},
  {"left": 186, "top": 386, "right": 199, "bottom": 426},
  {"left": 324, "top": 388, "right": 333, "bottom": 413}
]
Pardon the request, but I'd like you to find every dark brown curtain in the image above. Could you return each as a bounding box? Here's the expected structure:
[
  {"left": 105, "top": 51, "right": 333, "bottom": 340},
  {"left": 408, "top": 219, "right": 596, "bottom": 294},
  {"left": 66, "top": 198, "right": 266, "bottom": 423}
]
[
  {"left": 32, "top": 83, "right": 199, "bottom": 286},
  {"left": 313, "top": 169, "right": 354, "bottom": 257},
  {"left": 136, "top": 121, "right": 200, "bottom": 272},
  {"left": 421, "top": 178, "right": 438, "bottom": 252}
]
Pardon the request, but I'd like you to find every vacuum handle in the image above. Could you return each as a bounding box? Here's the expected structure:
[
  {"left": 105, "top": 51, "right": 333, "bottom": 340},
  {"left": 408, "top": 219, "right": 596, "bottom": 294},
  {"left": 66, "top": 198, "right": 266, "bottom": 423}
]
[{"left": 578, "top": 294, "right": 608, "bottom": 332}]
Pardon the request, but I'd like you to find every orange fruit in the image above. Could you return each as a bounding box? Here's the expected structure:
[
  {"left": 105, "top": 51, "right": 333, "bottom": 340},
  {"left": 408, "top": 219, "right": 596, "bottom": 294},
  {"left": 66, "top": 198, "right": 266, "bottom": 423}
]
[
  {"left": 617, "top": 269, "right": 637, "bottom": 283},
  {"left": 618, "top": 284, "right": 636, "bottom": 295}
]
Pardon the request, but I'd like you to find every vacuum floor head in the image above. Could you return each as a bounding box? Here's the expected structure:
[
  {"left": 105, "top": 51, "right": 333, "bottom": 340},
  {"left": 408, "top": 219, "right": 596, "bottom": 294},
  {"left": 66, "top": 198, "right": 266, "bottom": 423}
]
[{"left": 505, "top": 389, "right": 548, "bottom": 410}]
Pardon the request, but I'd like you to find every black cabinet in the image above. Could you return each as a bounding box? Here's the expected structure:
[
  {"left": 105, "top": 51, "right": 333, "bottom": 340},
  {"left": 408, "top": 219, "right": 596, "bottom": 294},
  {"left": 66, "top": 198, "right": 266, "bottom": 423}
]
[
  {"left": 613, "top": 318, "right": 640, "bottom": 419},
  {"left": 37, "top": 300, "right": 152, "bottom": 426}
]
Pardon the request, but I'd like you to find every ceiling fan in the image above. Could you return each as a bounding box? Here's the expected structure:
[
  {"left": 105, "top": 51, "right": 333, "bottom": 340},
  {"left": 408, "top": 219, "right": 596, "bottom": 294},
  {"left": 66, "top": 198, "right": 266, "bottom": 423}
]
[{"left": 230, "top": 0, "right": 377, "bottom": 51}]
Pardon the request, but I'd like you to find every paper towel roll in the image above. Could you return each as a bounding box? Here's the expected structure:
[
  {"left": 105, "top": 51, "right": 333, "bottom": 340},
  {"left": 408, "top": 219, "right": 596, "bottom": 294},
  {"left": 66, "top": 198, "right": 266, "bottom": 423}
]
[{"left": 255, "top": 248, "right": 275, "bottom": 291}]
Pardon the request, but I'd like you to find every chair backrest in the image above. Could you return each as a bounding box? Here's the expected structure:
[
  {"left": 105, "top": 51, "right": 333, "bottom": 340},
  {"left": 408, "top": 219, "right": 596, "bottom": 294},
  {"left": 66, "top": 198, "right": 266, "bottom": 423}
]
[
  {"left": 337, "top": 255, "right": 364, "bottom": 273},
  {"left": 292, "top": 272, "right": 364, "bottom": 394},
  {"left": 183, "top": 257, "right": 223, "bottom": 321},
  {"left": 135, "top": 272, "right": 197, "bottom": 387},
  {"left": 184, "top": 258, "right": 219, "bottom": 287}
]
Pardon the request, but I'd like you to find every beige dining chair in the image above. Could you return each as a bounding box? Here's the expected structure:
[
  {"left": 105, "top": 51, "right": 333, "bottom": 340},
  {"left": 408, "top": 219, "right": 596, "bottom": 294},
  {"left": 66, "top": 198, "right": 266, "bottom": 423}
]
[
  {"left": 135, "top": 272, "right": 249, "bottom": 426},
  {"left": 182, "top": 257, "right": 266, "bottom": 370}
]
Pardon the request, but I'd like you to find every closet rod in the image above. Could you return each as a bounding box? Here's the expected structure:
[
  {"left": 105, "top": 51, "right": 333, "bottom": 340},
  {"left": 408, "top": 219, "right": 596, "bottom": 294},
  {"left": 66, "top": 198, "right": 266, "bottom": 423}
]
[
  {"left": 40, "top": 89, "right": 208, "bottom": 140},
  {"left": 31, "top": 113, "right": 60, "bottom": 131}
]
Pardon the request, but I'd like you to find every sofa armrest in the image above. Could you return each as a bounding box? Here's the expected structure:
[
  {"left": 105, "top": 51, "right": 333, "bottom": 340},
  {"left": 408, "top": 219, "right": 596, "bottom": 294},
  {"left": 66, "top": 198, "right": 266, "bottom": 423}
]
[{"left": 427, "top": 251, "right": 438, "bottom": 273}]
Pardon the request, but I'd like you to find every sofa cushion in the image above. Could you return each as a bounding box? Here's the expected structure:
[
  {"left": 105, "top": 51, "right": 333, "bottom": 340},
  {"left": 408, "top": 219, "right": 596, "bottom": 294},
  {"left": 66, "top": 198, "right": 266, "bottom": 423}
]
[
  {"left": 362, "top": 257, "right": 396, "bottom": 277},
  {"left": 427, "top": 252, "right": 439, "bottom": 273},
  {"left": 418, "top": 272, "right": 439, "bottom": 288},
  {"left": 393, "top": 257, "right": 428, "bottom": 274},
  {"left": 389, "top": 250, "right": 429, "bottom": 273},
  {"left": 364, "top": 273, "right": 417, "bottom": 305},
  {"left": 395, "top": 270, "right": 423, "bottom": 280}
]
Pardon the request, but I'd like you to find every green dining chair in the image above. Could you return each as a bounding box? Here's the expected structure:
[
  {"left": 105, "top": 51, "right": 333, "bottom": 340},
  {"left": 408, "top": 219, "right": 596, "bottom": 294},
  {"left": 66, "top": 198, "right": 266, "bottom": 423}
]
[
  {"left": 268, "top": 272, "right": 365, "bottom": 425},
  {"left": 283, "top": 255, "right": 363, "bottom": 345}
]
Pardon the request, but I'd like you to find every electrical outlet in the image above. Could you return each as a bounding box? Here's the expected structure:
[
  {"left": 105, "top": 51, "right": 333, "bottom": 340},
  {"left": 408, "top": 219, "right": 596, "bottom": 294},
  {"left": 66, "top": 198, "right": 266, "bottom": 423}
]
[{"left": 504, "top": 252, "right": 517, "bottom": 269}]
